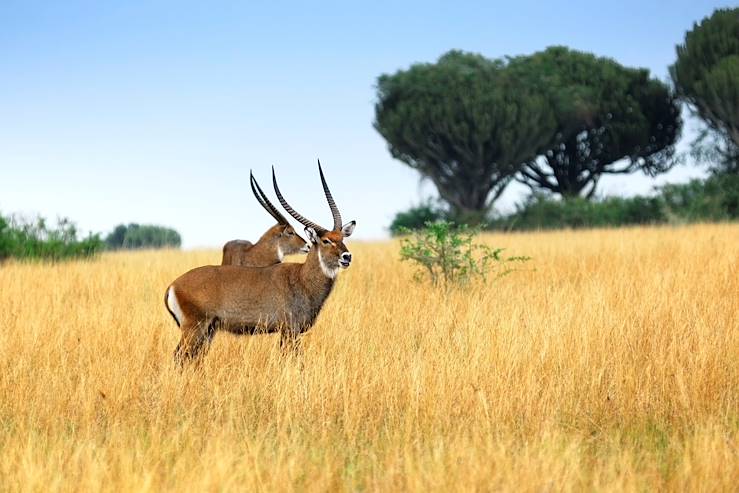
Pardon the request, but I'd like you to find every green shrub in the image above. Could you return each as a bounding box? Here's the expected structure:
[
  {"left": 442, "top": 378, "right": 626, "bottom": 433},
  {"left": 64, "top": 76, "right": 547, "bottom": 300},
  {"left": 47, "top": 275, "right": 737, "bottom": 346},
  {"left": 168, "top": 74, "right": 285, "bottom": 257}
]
[
  {"left": 0, "top": 215, "right": 12, "bottom": 261},
  {"left": 391, "top": 175, "right": 738, "bottom": 234},
  {"left": 399, "top": 221, "right": 530, "bottom": 288},
  {"left": 0, "top": 214, "right": 104, "bottom": 262},
  {"left": 484, "top": 175, "right": 738, "bottom": 232},
  {"left": 489, "top": 195, "right": 665, "bottom": 231},
  {"left": 659, "top": 174, "right": 739, "bottom": 221}
]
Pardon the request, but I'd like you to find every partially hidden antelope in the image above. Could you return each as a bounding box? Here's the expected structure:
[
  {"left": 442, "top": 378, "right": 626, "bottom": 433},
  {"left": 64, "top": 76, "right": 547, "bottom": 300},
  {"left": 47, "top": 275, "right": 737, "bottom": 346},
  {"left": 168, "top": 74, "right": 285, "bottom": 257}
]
[
  {"left": 164, "top": 162, "right": 356, "bottom": 363},
  {"left": 221, "top": 172, "right": 310, "bottom": 266}
]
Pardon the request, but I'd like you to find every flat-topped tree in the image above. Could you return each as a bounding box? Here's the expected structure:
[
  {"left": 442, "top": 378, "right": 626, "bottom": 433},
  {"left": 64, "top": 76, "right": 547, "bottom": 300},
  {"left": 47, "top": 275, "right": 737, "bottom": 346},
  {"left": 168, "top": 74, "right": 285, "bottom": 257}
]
[
  {"left": 374, "top": 50, "right": 555, "bottom": 223},
  {"left": 671, "top": 8, "right": 739, "bottom": 174},
  {"left": 511, "top": 47, "right": 681, "bottom": 199}
]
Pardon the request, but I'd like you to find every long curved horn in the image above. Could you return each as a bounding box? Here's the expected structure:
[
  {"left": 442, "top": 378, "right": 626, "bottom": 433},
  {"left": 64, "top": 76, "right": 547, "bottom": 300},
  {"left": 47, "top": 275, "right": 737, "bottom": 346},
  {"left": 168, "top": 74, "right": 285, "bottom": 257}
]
[
  {"left": 272, "top": 166, "right": 327, "bottom": 233},
  {"left": 317, "top": 160, "right": 342, "bottom": 231},
  {"left": 250, "top": 171, "right": 289, "bottom": 225}
]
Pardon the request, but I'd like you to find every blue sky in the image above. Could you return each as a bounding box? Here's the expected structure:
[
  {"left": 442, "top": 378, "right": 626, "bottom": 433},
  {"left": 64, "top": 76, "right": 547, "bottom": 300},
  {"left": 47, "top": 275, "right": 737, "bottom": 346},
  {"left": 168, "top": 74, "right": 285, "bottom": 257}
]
[{"left": 0, "top": 1, "right": 729, "bottom": 247}]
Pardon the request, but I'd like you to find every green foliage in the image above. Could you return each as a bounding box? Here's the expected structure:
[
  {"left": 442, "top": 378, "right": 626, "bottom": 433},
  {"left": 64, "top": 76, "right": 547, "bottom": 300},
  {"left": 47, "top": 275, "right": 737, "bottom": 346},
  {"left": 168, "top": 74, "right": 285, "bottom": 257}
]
[
  {"left": 688, "top": 128, "right": 739, "bottom": 176},
  {"left": 389, "top": 200, "right": 449, "bottom": 236},
  {"left": 659, "top": 174, "right": 739, "bottom": 221},
  {"left": 489, "top": 195, "right": 666, "bottom": 231},
  {"left": 510, "top": 46, "right": 681, "bottom": 198},
  {"left": 0, "top": 215, "right": 11, "bottom": 260},
  {"left": 105, "top": 223, "right": 181, "bottom": 250},
  {"left": 374, "top": 51, "right": 556, "bottom": 222},
  {"left": 399, "top": 221, "right": 530, "bottom": 288},
  {"left": 671, "top": 8, "right": 739, "bottom": 174},
  {"left": 485, "top": 174, "right": 739, "bottom": 231},
  {"left": 375, "top": 47, "right": 681, "bottom": 216},
  {"left": 0, "top": 213, "right": 104, "bottom": 262}
]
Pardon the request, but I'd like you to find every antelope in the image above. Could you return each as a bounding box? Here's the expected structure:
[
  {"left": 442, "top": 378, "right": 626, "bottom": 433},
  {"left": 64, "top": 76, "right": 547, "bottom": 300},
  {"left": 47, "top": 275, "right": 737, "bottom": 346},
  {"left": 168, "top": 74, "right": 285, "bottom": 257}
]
[
  {"left": 221, "top": 172, "right": 310, "bottom": 266},
  {"left": 164, "top": 162, "right": 356, "bottom": 363}
]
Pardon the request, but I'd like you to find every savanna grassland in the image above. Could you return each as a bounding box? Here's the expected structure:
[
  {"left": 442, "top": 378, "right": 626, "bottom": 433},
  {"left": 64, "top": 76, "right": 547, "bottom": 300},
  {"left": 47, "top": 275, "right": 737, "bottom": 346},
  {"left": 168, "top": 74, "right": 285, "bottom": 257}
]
[{"left": 0, "top": 224, "right": 737, "bottom": 492}]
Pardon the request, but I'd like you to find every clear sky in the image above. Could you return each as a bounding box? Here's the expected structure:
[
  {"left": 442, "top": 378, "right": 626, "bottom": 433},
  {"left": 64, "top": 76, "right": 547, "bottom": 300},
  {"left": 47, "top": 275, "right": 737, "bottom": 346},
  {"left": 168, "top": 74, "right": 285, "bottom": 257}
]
[{"left": 0, "top": 1, "right": 729, "bottom": 247}]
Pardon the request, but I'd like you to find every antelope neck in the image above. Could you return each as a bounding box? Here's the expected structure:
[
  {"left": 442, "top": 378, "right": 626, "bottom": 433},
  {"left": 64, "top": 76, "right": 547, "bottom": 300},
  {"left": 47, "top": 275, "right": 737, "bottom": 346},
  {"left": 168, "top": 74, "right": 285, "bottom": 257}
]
[
  {"left": 300, "top": 247, "right": 338, "bottom": 289},
  {"left": 246, "top": 237, "right": 278, "bottom": 260}
]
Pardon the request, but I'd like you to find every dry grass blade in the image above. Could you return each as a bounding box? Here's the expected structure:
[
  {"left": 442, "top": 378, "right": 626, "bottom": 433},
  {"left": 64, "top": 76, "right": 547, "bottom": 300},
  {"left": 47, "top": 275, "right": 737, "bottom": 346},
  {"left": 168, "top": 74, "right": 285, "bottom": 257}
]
[{"left": 0, "top": 224, "right": 737, "bottom": 492}]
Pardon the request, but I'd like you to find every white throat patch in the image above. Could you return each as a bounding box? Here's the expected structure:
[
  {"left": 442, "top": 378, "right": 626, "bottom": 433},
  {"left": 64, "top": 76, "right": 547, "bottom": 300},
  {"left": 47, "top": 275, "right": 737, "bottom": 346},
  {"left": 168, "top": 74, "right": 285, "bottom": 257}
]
[
  {"left": 318, "top": 249, "right": 338, "bottom": 279},
  {"left": 276, "top": 245, "right": 284, "bottom": 261}
]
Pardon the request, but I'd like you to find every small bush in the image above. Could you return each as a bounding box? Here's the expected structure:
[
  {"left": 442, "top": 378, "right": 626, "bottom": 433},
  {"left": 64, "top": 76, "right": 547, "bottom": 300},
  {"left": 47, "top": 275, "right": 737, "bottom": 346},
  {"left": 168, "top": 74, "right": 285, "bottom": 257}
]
[{"left": 399, "top": 221, "right": 530, "bottom": 288}]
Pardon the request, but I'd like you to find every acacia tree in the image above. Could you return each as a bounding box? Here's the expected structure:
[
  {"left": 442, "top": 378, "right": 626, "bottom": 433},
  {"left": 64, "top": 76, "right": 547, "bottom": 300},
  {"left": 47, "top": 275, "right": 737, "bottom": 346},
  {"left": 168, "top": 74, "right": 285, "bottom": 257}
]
[
  {"left": 511, "top": 47, "right": 681, "bottom": 198},
  {"left": 374, "top": 51, "right": 556, "bottom": 222},
  {"left": 671, "top": 8, "right": 739, "bottom": 174}
]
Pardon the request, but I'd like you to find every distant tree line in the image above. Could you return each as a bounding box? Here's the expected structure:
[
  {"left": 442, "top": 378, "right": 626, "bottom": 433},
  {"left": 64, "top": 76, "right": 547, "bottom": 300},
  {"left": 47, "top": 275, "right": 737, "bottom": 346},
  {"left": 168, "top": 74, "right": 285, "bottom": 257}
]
[
  {"left": 389, "top": 173, "right": 739, "bottom": 234},
  {"left": 376, "top": 7, "right": 738, "bottom": 230},
  {"left": 105, "top": 223, "right": 181, "bottom": 250},
  {"left": 0, "top": 214, "right": 182, "bottom": 262}
]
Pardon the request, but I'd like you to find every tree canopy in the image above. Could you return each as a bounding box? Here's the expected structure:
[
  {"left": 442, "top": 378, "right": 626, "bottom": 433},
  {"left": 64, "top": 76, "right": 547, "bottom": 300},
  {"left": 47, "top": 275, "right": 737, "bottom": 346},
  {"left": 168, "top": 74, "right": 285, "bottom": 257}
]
[
  {"left": 511, "top": 47, "right": 681, "bottom": 198},
  {"left": 375, "top": 48, "right": 681, "bottom": 216},
  {"left": 374, "top": 51, "right": 556, "bottom": 222},
  {"left": 671, "top": 8, "right": 739, "bottom": 174}
]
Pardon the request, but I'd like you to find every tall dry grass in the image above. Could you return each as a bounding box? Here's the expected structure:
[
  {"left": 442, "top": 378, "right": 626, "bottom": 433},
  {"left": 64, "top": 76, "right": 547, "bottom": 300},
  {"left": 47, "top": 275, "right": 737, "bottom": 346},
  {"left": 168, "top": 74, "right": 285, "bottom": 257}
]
[{"left": 0, "top": 224, "right": 737, "bottom": 492}]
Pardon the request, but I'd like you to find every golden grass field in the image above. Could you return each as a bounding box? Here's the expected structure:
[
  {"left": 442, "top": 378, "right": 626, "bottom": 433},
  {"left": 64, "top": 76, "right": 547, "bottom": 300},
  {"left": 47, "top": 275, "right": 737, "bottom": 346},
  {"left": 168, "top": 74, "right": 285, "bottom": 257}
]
[{"left": 0, "top": 224, "right": 737, "bottom": 492}]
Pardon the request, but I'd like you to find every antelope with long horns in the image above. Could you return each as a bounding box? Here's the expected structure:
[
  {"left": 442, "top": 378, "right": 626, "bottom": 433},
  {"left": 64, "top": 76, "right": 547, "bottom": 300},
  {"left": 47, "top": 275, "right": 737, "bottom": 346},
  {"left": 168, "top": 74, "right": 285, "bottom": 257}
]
[
  {"left": 221, "top": 172, "right": 310, "bottom": 266},
  {"left": 164, "top": 161, "right": 356, "bottom": 363}
]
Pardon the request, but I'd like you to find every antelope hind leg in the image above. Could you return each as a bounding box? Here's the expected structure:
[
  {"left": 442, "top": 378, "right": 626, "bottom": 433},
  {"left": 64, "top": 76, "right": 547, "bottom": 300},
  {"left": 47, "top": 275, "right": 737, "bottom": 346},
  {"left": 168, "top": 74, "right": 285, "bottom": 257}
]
[{"left": 174, "top": 318, "right": 217, "bottom": 366}]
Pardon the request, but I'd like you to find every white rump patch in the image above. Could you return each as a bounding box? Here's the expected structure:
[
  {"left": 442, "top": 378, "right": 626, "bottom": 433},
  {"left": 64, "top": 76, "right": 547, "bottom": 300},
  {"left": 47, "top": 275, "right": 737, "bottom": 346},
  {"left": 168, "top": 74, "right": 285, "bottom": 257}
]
[
  {"left": 166, "top": 286, "right": 184, "bottom": 326},
  {"left": 318, "top": 250, "right": 338, "bottom": 279}
]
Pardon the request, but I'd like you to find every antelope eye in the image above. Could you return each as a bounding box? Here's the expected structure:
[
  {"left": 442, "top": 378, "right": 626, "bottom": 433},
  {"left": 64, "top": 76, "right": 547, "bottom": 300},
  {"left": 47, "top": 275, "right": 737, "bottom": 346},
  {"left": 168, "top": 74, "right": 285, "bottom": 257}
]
[
  {"left": 322, "top": 239, "right": 331, "bottom": 245},
  {"left": 287, "top": 231, "right": 294, "bottom": 236}
]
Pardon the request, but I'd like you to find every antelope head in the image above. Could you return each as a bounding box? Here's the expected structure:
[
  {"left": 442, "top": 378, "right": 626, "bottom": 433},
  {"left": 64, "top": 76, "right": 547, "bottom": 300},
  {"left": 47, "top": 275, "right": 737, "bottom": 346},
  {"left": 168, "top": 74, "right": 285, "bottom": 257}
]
[
  {"left": 250, "top": 171, "right": 311, "bottom": 256},
  {"left": 272, "top": 161, "right": 356, "bottom": 278}
]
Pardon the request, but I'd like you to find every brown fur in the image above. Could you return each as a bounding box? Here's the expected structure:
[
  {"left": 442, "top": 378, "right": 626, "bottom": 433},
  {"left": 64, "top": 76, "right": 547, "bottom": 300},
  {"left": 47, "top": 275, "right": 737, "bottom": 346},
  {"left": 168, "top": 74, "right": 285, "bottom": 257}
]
[
  {"left": 221, "top": 240, "right": 253, "bottom": 265},
  {"left": 221, "top": 224, "right": 308, "bottom": 267},
  {"left": 167, "top": 228, "right": 352, "bottom": 364}
]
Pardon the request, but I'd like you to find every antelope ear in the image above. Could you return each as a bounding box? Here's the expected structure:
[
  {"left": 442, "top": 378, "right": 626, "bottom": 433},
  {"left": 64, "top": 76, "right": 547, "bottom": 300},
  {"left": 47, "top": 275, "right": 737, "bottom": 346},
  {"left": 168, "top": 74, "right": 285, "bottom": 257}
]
[
  {"left": 305, "top": 227, "right": 320, "bottom": 244},
  {"left": 341, "top": 220, "right": 356, "bottom": 237}
]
